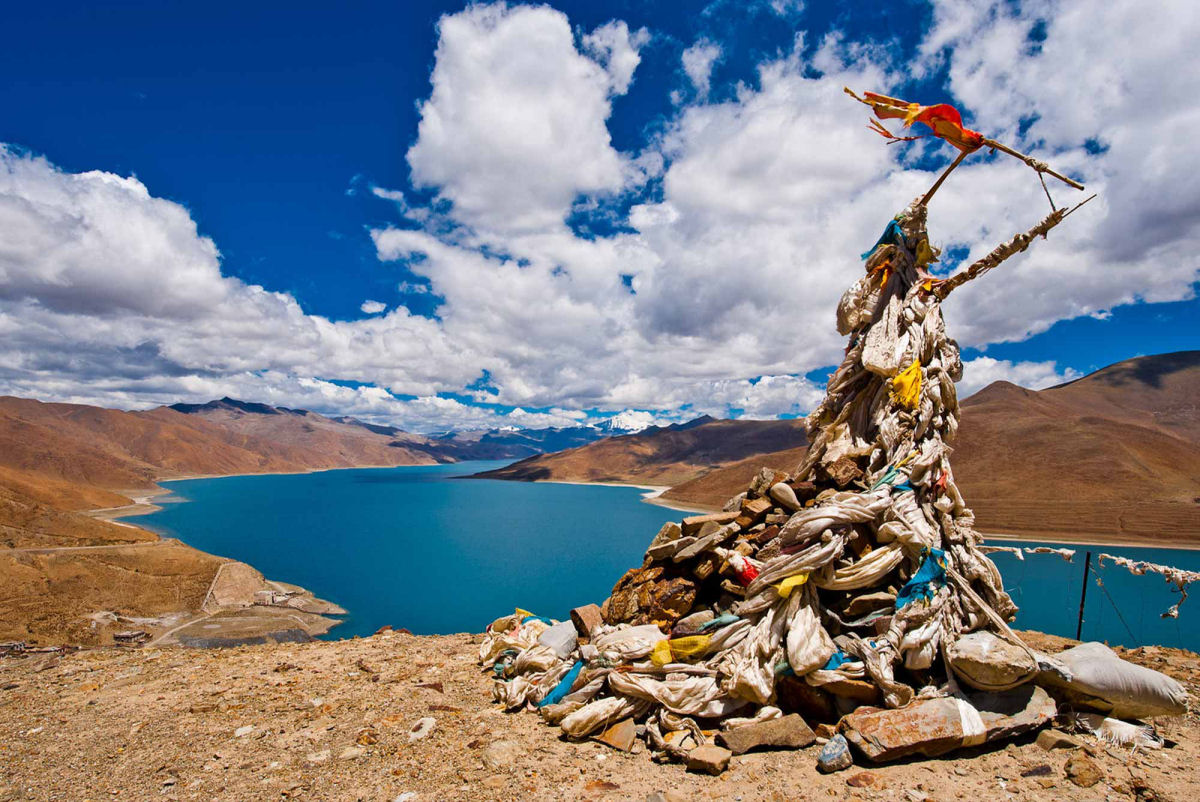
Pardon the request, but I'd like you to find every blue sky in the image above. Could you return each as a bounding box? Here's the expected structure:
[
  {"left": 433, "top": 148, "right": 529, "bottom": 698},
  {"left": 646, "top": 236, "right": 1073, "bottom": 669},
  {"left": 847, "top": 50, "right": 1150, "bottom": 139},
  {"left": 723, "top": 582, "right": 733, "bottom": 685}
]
[{"left": 1, "top": 0, "right": 1196, "bottom": 431}]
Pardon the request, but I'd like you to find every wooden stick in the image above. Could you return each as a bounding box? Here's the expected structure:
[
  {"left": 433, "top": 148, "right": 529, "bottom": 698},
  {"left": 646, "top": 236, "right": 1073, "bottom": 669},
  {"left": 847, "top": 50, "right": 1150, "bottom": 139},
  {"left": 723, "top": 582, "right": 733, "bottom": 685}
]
[
  {"left": 920, "top": 150, "right": 970, "bottom": 207},
  {"left": 982, "top": 137, "right": 1085, "bottom": 190},
  {"left": 933, "top": 194, "right": 1094, "bottom": 300}
]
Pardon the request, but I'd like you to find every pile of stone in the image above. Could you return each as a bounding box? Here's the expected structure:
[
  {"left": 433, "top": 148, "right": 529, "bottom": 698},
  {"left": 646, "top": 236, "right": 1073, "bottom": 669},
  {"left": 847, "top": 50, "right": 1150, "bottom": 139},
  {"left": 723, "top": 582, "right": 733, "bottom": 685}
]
[{"left": 479, "top": 170, "right": 1188, "bottom": 771}]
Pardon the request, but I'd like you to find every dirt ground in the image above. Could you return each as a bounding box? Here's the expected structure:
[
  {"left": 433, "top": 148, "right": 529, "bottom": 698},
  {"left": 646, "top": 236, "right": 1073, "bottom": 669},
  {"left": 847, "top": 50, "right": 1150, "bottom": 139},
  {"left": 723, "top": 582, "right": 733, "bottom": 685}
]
[{"left": 0, "top": 629, "right": 1196, "bottom": 802}]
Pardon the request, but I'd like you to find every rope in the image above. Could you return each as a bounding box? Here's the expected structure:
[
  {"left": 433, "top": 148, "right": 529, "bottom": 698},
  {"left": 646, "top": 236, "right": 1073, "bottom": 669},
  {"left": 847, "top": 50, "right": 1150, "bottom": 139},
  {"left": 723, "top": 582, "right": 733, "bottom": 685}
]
[{"left": 1090, "top": 564, "right": 1138, "bottom": 644}]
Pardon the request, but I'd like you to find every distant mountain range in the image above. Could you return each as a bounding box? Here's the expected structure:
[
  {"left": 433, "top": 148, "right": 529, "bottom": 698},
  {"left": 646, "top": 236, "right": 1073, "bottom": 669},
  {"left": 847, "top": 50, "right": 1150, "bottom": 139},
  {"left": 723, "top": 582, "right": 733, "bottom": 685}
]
[
  {"left": 473, "top": 352, "right": 1200, "bottom": 547},
  {"left": 471, "top": 416, "right": 807, "bottom": 487},
  {"left": 0, "top": 393, "right": 659, "bottom": 546},
  {"left": 3, "top": 351, "right": 1197, "bottom": 646}
]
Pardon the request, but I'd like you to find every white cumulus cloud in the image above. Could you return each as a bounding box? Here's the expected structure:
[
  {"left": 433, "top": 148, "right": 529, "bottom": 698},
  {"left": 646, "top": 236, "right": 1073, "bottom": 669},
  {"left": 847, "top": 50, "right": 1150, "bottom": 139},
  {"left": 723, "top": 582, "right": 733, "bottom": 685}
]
[
  {"left": 3, "top": 0, "right": 1196, "bottom": 434},
  {"left": 681, "top": 39, "right": 722, "bottom": 98},
  {"left": 405, "top": 4, "right": 638, "bottom": 234},
  {"left": 957, "top": 357, "right": 1081, "bottom": 398}
]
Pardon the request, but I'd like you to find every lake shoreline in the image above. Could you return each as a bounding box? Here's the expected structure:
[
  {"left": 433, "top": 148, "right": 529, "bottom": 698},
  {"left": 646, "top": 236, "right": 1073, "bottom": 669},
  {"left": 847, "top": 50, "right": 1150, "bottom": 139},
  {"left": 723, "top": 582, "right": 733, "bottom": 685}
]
[{"left": 467, "top": 475, "right": 1200, "bottom": 551}]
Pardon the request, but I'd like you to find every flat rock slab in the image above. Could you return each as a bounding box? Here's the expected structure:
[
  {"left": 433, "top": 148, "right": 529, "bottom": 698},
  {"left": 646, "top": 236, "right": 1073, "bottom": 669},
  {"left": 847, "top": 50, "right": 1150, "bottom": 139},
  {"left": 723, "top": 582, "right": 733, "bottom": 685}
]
[
  {"left": 840, "top": 685, "right": 1055, "bottom": 762},
  {"left": 681, "top": 511, "right": 739, "bottom": 537},
  {"left": 594, "top": 718, "right": 636, "bottom": 752},
  {"left": 718, "top": 714, "right": 816, "bottom": 755}
]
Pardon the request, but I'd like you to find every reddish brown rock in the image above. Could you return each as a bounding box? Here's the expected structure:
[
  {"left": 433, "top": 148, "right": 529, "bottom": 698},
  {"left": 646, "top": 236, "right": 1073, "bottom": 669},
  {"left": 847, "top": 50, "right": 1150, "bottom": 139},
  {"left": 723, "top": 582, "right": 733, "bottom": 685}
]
[
  {"left": 820, "top": 456, "right": 864, "bottom": 488},
  {"left": 789, "top": 480, "right": 818, "bottom": 501},
  {"left": 752, "top": 525, "right": 780, "bottom": 546},
  {"left": 717, "top": 714, "right": 816, "bottom": 755},
  {"left": 1065, "top": 753, "right": 1103, "bottom": 788},
  {"left": 685, "top": 744, "right": 731, "bottom": 775},
  {"left": 569, "top": 604, "right": 604, "bottom": 639},
  {"left": 839, "top": 686, "right": 1056, "bottom": 762},
  {"left": 735, "top": 496, "right": 773, "bottom": 529},
  {"left": 645, "top": 577, "right": 697, "bottom": 623},
  {"left": 594, "top": 718, "right": 636, "bottom": 752}
]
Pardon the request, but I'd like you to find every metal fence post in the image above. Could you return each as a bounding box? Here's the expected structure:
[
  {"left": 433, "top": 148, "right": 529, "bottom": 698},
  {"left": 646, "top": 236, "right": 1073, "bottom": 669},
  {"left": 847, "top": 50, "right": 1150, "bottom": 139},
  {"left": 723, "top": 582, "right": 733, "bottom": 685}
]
[{"left": 1075, "top": 550, "right": 1092, "bottom": 641}]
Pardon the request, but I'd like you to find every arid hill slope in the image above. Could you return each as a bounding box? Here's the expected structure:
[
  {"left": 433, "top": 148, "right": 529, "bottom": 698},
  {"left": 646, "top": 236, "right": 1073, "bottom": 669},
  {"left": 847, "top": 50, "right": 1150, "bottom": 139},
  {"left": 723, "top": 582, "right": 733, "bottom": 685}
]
[
  {"left": 0, "top": 396, "right": 444, "bottom": 645},
  {"left": 0, "top": 396, "right": 443, "bottom": 512},
  {"left": 471, "top": 417, "right": 809, "bottom": 487},
  {"left": 490, "top": 353, "right": 1199, "bottom": 546},
  {"left": 952, "top": 351, "right": 1200, "bottom": 544}
]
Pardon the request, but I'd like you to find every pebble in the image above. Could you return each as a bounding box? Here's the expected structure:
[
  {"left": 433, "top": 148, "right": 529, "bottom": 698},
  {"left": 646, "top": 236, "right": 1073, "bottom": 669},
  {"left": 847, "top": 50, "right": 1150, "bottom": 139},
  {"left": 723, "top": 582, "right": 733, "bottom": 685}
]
[
  {"left": 1065, "top": 753, "right": 1104, "bottom": 788},
  {"left": 846, "top": 771, "right": 877, "bottom": 788},
  {"left": 233, "top": 725, "right": 254, "bottom": 738},
  {"left": 393, "top": 793, "right": 416, "bottom": 802},
  {"left": 482, "top": 739, "right": 521, "bottom": 771},
  {"left": 816, "top": 734, "right": 853, "bottom": 773},
  {"left": 1036, "top": 729, "right": 1081, "bottom": 751},
  {"left": 338, "top": 746, "right": 364, "bottom": 760},
  {"left": 685, "top": 744, "right": 732, "bottom": 775},
  {"left": 306, "top": 749, "right": 331, "bottom": 765},
  {"left": 408, "top": 717, "right": 436, "bottom": 743}
]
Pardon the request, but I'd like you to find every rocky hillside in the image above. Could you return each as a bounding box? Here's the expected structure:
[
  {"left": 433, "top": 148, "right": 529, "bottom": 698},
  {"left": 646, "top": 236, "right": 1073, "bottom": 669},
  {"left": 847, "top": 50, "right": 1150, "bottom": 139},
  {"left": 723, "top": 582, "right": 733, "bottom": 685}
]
[{"left": 471, "top": 417, "right": 809, "bottom": 488}]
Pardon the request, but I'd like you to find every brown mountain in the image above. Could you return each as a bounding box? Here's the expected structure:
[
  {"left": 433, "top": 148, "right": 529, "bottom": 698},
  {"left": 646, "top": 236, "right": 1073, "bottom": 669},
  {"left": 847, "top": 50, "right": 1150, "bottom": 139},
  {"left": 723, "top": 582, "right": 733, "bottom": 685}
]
[
  {"left": 0, "top": 395, "right": 448, "bottom": 644},
  {"left": 951, "top": 351, "right": 1200, "bottom": 545},
  {"left": 487, "top": 352, "right": 1200, "bottom": 547},
  {"left": 0, "top": 395, "right": 446, "bottom": 520},
  {"left": 471, "top": 416, "right": 809, "bottom": 487}
]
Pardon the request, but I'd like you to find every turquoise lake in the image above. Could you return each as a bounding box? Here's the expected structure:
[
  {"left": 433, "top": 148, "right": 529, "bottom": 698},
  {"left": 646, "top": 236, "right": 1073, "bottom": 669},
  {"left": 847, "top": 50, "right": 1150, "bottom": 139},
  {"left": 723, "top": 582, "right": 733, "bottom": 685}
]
[{"left": 136, "top": 461, "right": 1200, "bottom": 651}]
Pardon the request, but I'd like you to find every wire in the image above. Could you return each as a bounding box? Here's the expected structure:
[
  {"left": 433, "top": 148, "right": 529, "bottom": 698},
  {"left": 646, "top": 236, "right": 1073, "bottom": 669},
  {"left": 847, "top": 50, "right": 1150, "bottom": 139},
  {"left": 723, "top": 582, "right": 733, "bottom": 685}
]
[{"left": 1091, "top": 564, "right": 1137, "bottom": 644}]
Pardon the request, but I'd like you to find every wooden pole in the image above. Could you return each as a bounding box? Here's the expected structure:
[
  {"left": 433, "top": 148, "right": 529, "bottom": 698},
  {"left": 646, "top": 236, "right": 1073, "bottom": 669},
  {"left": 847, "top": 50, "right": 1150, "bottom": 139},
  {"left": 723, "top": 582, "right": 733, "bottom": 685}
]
[
  {"left": 920, "top": 149, "right": 970, "bottom": 207},
  {"left": 982, "top": 137, "right": 1085, "bottom": 191},
  {"left": 933, "top": 194, "right": 1095, "bottom": 300}
]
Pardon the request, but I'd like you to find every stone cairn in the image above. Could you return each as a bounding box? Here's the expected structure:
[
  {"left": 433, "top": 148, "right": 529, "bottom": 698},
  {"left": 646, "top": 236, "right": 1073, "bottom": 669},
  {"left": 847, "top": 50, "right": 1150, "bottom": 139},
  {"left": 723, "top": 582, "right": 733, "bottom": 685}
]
[{"left": 479, "top": 90, "right": 1106, "bottom": 772}]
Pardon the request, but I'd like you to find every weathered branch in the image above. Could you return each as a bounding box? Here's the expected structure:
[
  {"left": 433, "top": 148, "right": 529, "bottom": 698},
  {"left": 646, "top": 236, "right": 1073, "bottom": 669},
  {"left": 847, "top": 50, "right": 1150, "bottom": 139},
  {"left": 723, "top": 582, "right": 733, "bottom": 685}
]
[
  {"left": 982, "top": 138, "right": 1085, "bottom": 191},
  {"left": 933, "top": 195, "right": 1095, "bottom": 299},
  {"left": 920, "top": 149, "right": 969, "bottom": 207}
]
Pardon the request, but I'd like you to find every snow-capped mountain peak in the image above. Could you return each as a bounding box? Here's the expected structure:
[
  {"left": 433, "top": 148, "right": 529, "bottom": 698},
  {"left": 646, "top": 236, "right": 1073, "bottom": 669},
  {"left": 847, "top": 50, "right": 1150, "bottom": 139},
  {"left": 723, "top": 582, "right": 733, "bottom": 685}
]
[{"left": 593, "top": 410, "right": 657, "bottom": 434}]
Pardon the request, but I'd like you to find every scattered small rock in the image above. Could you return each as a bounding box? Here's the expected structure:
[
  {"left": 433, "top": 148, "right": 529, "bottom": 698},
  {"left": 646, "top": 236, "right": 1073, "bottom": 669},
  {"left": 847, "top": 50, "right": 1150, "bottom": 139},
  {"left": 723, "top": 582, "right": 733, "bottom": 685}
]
[
  {"left": 306, "top": 749, "right": 331, "bottom": 765},
  {"left": 233, "top": 725, "right": 254, "bottom": 738},
  {"left": 685, "top": 744, "right": 732, "bottom": 775},
  {"left": 817, "top": 734, "right": 853, "bottom": 773},
  {"left": 338, "top": 746, "right": 364, "bottom": 760},
  {"left": 1036, "top": 729, "right": 1081, "bottom": 751},
  {"left": 846, "top": 771, "right": 878, "bottom": 788},
  {"left": 408, "top": 717, "right": 436, "bottom": 742},
  {"left": 1020, "top": 764, "right": 1053, "bottom": 777},
  {"left": 482, "top": 739, "right": 521, "bottom": 771},
  {"left": 1065, "top": 753, "right": 1104, "bottom": 788},
  {"left": 584, "top": 780, "right": 621, "bottom": 792}
]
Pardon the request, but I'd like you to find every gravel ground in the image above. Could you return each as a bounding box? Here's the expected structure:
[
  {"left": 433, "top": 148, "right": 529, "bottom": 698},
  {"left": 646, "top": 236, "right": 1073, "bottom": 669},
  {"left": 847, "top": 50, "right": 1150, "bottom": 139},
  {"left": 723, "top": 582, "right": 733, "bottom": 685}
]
[{"left": 0, "top": 630, "right": 1197, "bottom": 802}]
